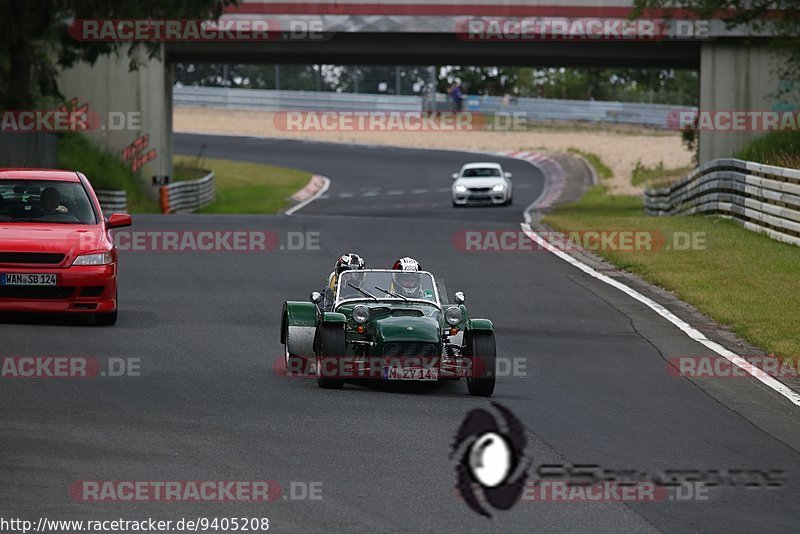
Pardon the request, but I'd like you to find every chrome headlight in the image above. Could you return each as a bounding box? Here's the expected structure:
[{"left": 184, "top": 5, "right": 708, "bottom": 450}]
[
  {"left": 72, "top": 252, "right": 113, "bottom": 266},
  {"left": 445, "top": 306, "right": 463, "bottom": 326},
  {"left": 492, "top": 183, "right": 505, "bottom": 192},
  {"left": 352, "top": 304, "right": 370, "bottom": 324},
  {"left": 454, "top": 185, "right": 467, "bottom": 193}
]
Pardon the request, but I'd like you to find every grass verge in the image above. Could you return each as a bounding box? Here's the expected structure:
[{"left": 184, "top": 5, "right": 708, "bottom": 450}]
[
  {"left": 173, "top": 164, "right": 210, "bottom": 182},
  {"left": 567, "top": 148, "right": 613, "bottom": 179},
  {"left": 57, "top": 134, "right": 159, "bottom": 213},
  {"left": 544, "top": 185, "right": 800, "bottom": 360},
  {"left": 173, "top": 155, "right": 312, "bottom": 214},
  {"left": 735, "top": 130, "right": 800, "bottom": 168},
  {"left": 631, "top": 161, "right": 694, "bottom": 187}
]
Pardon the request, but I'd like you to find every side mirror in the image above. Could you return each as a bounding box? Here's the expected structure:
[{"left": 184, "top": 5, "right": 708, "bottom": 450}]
[
  {"left": 107, "top": 213, "right": 132, "bottom": 228},
  {"left": 451, "top": 172, "right": 459, "bottom": 180},
  {"left": 454, "top": 291, "right": 466, "bottom": 305},
  {"left": 504, "top": 171, "right": 513, "bottom": 179},
  {"left": 310, "top": 291, "right": 323, "bottom": 304}
]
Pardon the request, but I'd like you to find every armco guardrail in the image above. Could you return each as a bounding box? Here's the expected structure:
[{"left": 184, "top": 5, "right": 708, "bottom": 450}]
[
  {"left": 96, "top": 189, "right": 127, "bottom": 215},
  {"left": 645, "top": 158, "right": 800, "bottom": 247},
  {"left": 159, "top": 171, "right": 215, "bottom": 214},
  {"left": 174, "top": 86, "right": 695, "bottom": 129},
  {"left": 174, "top": 86, "right": 421, "bottom": 112}
]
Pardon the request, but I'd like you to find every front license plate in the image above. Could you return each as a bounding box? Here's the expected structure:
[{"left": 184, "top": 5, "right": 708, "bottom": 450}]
[
  {"left": 382, "top": 366, "right": 439, "bottom": 381},
  {"left": 0, "top": 273, "right": 58, "bottom": 286}
]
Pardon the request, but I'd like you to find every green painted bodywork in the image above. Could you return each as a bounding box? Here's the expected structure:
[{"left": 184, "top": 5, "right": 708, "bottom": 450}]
[
  {"left": 322, "top": 312, "right": 347, "bottom": 324},
  {"left": 467, "top": 318, "right": 494, "bottom": 331},
  {"left": 283, "top": 301, "right": 317, "bottom": 326},
  {"left": 373, "top": 315, "right": 441, "bottom": 343}
]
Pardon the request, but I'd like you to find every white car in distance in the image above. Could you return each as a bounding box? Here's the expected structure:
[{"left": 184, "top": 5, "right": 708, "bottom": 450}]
[{"left": 451, "top": 162, "right": 513, "bottom": 207}]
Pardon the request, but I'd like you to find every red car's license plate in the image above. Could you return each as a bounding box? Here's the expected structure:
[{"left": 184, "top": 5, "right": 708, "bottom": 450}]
[
  {"left": 383, "top": 366, "right": 439, "bottom": 381},
  {"left": 1, "top": 273, "right": 58, "bottom": 286}
]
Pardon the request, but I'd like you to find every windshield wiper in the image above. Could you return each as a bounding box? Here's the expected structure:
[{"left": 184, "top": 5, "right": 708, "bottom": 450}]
[
  {"left": 347, "top": 282, "right": 378, "bottom": 301},
  {"left": 374, "top": 286, "right": 408, "bottom": 302}
]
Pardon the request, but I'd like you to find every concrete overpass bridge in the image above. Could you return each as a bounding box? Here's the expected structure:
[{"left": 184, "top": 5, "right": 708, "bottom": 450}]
[{"left": 57, "top": 0, "right": 789, "bottom": 190}]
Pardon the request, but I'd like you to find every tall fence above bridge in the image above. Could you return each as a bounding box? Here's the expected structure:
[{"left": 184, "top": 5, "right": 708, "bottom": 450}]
[
  {"left": 645, "top": 159, "right": 800, "bottom": 247},
  {"left": 174, "top": 86, "right": 695, "bottom": 129}
]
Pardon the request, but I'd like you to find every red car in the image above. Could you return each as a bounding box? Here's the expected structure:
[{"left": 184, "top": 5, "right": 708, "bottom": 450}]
[{"left": 0, "top": 169, "right": 132, "bottom": 325}]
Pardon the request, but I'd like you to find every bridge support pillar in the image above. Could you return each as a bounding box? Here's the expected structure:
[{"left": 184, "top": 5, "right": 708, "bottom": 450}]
[
  {"left": 57, "top": 46, "right": 172, "bottom": 197},
  {"left": 699, "top": 41, "right": 788, "bottom": 163}
]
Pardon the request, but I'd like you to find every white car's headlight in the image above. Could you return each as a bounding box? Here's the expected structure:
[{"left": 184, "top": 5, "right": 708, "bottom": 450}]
[
  {"left": 492, "top": 183, "right": 506, "bottom": 192},
  {"left": 352, "top": 304, "right": 370, "bottom": 324},
  {"left": 445, "top": 306, "right": 463, "bottom": 326},
  {"left": 454, "top": 185, "right": 467, "bottom": 193},
  {"left": 72, "top": 252, "right": 113, "bottom": 266}
]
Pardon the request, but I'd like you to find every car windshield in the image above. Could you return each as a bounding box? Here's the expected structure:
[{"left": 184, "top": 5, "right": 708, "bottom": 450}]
[
  {"left": 0, "top": 180, "right": 96, "bottom": 224},
  {"left": 337, "top": 270, "right": 439, "bottom": 305},
  {"left": 462, "top": 167, "right": 501, "bottom": 178}
]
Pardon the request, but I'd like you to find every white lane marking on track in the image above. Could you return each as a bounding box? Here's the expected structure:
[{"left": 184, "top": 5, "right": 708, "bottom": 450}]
[
  {"left": 285, "top": 175, "right": 331, "bottom": 215},
  {"left": 518, "top": 219, "right": 800, "bottom": 408},
  {"left": 362, "top": 191, "right": 379, "bottom": 197},
  {"left": 387, "top": 190, "right": 404, "bottom": 195},
  {"left": 411, "top": 189, "right": 429, "bottom": 194},
  {"left": 339, "top": 192, "right": 354, "bottom": 198}
]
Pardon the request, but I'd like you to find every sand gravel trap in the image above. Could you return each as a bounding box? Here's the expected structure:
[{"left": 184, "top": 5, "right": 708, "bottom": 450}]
[{"left": 174, "top": 106, "right": 693, "bottom": 196}]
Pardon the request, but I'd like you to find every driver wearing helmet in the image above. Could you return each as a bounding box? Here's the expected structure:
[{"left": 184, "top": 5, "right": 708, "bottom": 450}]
[
  {"left": 324, "top": 253, "right": 367, "bottom": 309},
  {"left": 390, "top": 257, "right": 425, "bottom": 299}
]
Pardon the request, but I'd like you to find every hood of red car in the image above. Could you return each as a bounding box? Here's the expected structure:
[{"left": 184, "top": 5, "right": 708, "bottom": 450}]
[{"left": 0, "top": 223, "right": 108, "bottom": 258}]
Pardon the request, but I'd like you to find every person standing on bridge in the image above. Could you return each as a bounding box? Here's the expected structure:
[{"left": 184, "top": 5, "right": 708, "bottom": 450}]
[{"left": 449, "top": 82, "right": 464, "bottom": 112}]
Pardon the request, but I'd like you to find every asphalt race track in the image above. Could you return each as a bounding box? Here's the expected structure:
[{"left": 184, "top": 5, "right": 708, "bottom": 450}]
[{"left": 1, "top": 132, "right": 799, "bottom": 533}]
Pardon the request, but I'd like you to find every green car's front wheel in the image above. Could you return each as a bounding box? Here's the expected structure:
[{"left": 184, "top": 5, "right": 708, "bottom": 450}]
[
  {"left": 466, "top": 332, "right": 496, "bottom": 397},
  {"left": 316, "top": 324, "right": 345, "bottom": 390}
]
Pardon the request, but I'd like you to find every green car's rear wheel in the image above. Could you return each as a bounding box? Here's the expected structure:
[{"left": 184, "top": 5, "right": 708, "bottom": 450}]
[
  {"left": 466, "top": 332, "right": 496, "bottom": 397},
  {"left": 316, "top": 324, "right": 345, "bottom": 389}
]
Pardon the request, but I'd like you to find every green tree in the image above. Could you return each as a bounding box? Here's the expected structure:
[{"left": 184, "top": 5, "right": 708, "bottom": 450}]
[
  {"left": 632, "top": 0, "right": 800, "bottom": 98},
  {"left": 0, "top": 0, "right": 237, "bottom": 108}
]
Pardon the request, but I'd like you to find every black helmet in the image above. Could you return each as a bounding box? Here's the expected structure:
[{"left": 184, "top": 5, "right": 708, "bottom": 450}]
[{"left": 336, "top": 253, "right": 366, "bottom": 276}]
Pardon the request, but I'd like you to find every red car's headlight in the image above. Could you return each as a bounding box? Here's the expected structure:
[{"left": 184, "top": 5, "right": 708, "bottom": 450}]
[{"left": 72, "top": 252, "right": 113, "bottom": 266}]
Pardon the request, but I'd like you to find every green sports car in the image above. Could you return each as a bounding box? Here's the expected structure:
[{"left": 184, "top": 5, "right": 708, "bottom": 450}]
[{"left": 280, "top": 269, "right": 496, "bottom": 396}]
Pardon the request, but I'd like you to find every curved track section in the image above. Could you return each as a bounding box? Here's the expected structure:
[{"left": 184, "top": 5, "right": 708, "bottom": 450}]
[{"left": 0, "top": 133, "right": 798, "bottom": 533}]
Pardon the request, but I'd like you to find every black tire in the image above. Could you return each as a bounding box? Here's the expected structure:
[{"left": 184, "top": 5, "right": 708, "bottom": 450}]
[
  {"left": 316, "top": 324, "right": 345, "bottom": 389},
  {"left": 95, "top": 309, "right": 118, "bottom": 326},
  {"left": 506, "top": 195, "right": 513, "bottom": 206},
  {"left": 283, "top": 315, "right": 306, "bottom": 376},
  {"left": 466, "top": 332, "right": 496, "bottom": 397}
]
